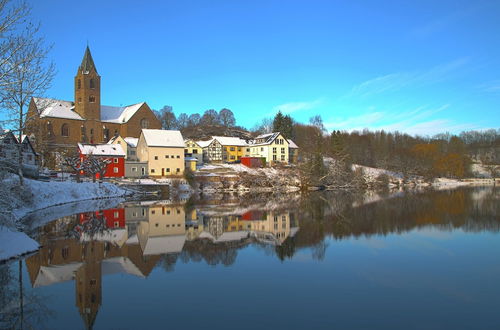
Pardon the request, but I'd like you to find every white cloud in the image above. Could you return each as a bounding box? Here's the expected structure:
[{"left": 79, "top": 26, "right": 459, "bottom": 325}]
[
  {"left": 346, "top": 58, "right": 469, "bottom": 99},
  {"left": 272, "top": 98, "right": 324, "bottom": 114},
  {"left": 324, "top": 104, "right": 482, "bottom": 136}
]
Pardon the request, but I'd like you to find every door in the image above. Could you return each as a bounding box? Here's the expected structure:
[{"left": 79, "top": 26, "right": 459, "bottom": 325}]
[
  {"left": 141, "top": 167, "right": 145, "bottom": 176},
  {"left": 161, "top": 168, "right": 164, "bottom": 176}
]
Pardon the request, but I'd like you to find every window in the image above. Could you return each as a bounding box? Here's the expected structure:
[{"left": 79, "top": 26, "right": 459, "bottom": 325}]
[
  {"left": 184, "top": 149, "right": 188, "bottom": 153},
  {"left": 176, "top": 168, "right": 180, "bottom": 172},
  {"left": 176, "top": 155, "right": 180, "bottom": 158},
  {"left": 77, "top": 79, "right": 81, "bottom": 89},
  {"left": 165, "top": 155, "right": 169, "bottom": 158},
  {"left": 90, "top": 78, "right": 95, "bottom": 89},
  {"left": 131, "top": 167, "right": 137, "bottom": 172},
  {"left": 273, "top": 147, "right": 276, "bottom": 153},
  {"left": 281, "top": 155, "right": 285, "bottom": 161},
  {"left": 230, "top": 155, "right": 235, "bottom": 160},
  {"left": 281, "top": 148, "right": 285, "bottom": 153},
  {"left": 130, "top": 150, "right": 136, "bottom": 155},
  {"left": 246, "top": 148, "right": 250, "bottom": 152},
  {"left": 230, "top": 147, "right": 235, "bottom": 151},
  {"left": 166, "top": 168, "right": 170, "bottom": 172},
  {"left": 113, "top": 167, "right": 118, "bottom": 173},
  {"left": 114, "top": 129, "right": 118, "bottom": 136},
  {"left": 192, "top": 149, "right": 198, "bottom": 154},
  {"left": 113, "top": 158, "right": 118, "bottom": 163},
  {"left": 89, "top": 95, "right": 96, "bottom": 103},
  {"left": 61, "top": 124, "right": 69, "bottom": 137},
  {"left": 273, "top": 155, "right": 277, "bottom": 161},
  {"left": 261, "top": 147, "right": 264, "bottom": 152},
  {"left": 115, "top": 221, "right": 120, "bottom": 227},
  {"left": 78, "top": 97, "right": 82, "bottom": 103},
  {"left": 151, "top": 169, "right": 155, "bottom": 173},
  {"left": 114, "top": 211, "right": 119, "bottom": 218},
  {"left": 238, "top": 147, "right": 241, "bottom": 151},
  {"left": 154, "top": 156, "right": 158, "bottom": 160},
  {"left": 140, "top": 118, "right": 149, "bottom": 128},
  {"left": 103, "top": 128, "right": 109, "bottom": 141}
]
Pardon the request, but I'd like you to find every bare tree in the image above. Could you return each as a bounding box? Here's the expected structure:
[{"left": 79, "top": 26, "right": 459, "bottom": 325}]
[
  {"left": 0, "top": 1, "right": 55, "bottom": 185},
  {"left": 219, "top": 108, "right": 235, "bottom": 127},
  {"left": 62, "top": 154, "right": 83, "bottom": 183},
  {"left": 82, "top": 153, "right": 111, "bottom": 183},
  {"left": 157, "top": 105, "right": 177, "bottom": 129}
]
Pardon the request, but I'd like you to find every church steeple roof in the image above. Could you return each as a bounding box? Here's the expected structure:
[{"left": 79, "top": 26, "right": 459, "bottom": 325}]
[{"left": 79, "top": 46, "right": 98, "bottom": 74}]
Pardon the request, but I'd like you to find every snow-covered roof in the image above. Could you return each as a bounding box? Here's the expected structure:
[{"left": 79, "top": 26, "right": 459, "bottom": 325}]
[
  {"left": 196, "top": 139, "right": 214, "bottom": 148},
  {"left": 102, "top": 257, "right": 145, "bottom": 278},
  {"left": 250, "top": 132, "right": 282, "bottom": 146},
  {"left": 288, "top": 139, "right": 299, "bottom": 148},
  {"left": 78, "top": 143, "right": 126, "bottom": 156},
  {"left": 33, "top": 263, "right": 83, "bottom": 287},
  {"left": 100, "top": 102, "right": 145, "bottom": 123},
  {"left": 141, "top": 235, "right": 186, "bottom": 255},
  {"left": 33, "top": 97, "right": 84, "bottom": 121},
  {"left": 124, "top": 137, "right": 139, "bottom": 148},
  {"left": 212, "top": 136, "right": 248, "bottom": 147},
  {"left": 33, "top": 97, "right": 145, "bottom": 123},
  {"left": 141, "top": 129, "right": 185, "bottom": 148}
]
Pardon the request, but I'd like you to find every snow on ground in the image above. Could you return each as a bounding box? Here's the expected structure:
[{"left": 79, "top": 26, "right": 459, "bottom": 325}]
[
  {"left": 12, "top": 178, "right": 130, "bottom": 220},
  {"left": 0, "top": 227, "right": 39, "bottom": 261},
  {"left": 351, "top": 164, "right": 403, "bottom": 181},
  {"left": 1, "top": 176, "right": 131, "bottom": 261}
]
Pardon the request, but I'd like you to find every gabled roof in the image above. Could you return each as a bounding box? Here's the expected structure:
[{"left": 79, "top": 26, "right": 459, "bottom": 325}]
[
  {"left": 78, "top": 143, "right": 126, "bottom": 156},
  {"left": 250, "top": 132, "right": 282, "bottom": 146},
  {"left": 196, "top": 139, "right": 214, "bottom": 148},
  {"left": 288, "top": 139, "right": 299, "bottom": 149},
  {"left": 33, "top": 97, "right": 146, "bottom": 123},
  {"left": 212, "top": 136, "right": 248, "bottom": 147},
  {"left": 79, "top": 45, "right": 98, "bottom": 74},
  {"left": 100, "top": 102, "right": 145, "bottom": 123},
  {"left": 141, "top": 129, "right": 185, "bottom": 148},
  {"left": 124, "top": 137, "right": 139, "bottom": 148},
  {"left": 33, "top": 97, "right": 84, "bottom": 121}
]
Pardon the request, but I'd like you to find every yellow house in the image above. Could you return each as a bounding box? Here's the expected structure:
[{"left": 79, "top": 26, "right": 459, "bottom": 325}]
[
  {"left": 248, "top": 132, "right": 290, "bottom": 166},
  {"left": 212, "top": 136, "right": 249, "bottom": 162},
  {"left": 137, "top": 129, "right": 185, "bottom": 177},
  {"left": 184, "top": 139, "right": 203, "bottom": 165}
]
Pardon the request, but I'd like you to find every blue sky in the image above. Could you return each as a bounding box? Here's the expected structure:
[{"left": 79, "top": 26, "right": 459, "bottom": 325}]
[{"left": 29, "top": 0, "right": 500, "bottom": 135}]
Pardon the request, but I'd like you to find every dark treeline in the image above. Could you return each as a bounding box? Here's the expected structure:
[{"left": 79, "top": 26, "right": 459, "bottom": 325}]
[
  {"left": 153, "top": 106, "right": 250, "bottom": 140},
  {"left": 155, "top": 105, "right": 498, "bottom": 178}
]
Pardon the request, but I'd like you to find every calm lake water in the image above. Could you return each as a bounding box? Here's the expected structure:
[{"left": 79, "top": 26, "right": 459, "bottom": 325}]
[{"left": 1, "top": 187, "right": 499, "bottom": 329}]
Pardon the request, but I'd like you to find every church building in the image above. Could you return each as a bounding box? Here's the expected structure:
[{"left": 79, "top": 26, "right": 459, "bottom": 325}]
[{"left": 26, "top": 46, "right": 161, "bottom": 156}]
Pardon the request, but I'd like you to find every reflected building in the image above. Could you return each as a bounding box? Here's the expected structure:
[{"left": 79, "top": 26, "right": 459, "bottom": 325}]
[{"left": 137, "top": 204, "right": 186, "bottom": 255}]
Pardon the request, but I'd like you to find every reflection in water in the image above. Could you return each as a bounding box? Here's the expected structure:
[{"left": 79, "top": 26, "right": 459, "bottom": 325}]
[{"left": 14, "top": 187, "right": 500, "bottom": 328}]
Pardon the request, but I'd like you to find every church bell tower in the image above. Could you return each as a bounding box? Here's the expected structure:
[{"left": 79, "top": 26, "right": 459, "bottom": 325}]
[{"left": 74, "top": 46, "right": 101, "bottom": 143}]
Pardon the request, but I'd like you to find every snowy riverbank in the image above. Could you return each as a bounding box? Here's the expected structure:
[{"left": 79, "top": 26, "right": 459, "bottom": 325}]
[{"left": 0, "top": 177, "right": 131, "bottom": 262}]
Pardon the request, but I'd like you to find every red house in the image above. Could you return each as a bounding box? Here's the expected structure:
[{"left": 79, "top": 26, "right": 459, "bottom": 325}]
[{"left": 78, "top": 143, "right": 125, "bottom": 178}]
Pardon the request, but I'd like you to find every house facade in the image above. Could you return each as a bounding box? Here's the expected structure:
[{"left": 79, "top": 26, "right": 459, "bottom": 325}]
[
  {"left": 78, "top": 143, "right": 125, "bottom": 178},
  {"left": 212, "top": 136, "right": 249, "bottom": 162},
  {"left": 248, "top": 132, "right": 290, "bottom": 165},
  {"left": 0, "top": 131, "right": 38, "bottom": 176},
  {"left": 25, "top": 46, "right": 160, "bottom": 157},
  {"left": 137, "top": 129, "right": 185, "bottom": 177},
  {"left": 184, "top": 139, "right": 203, "bottom": 165},
  {"left": 199, "top": 138, "right": 223, "bottom": 163}
]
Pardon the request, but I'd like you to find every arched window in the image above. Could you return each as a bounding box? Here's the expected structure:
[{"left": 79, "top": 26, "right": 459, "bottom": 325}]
[
  {"left": 77, "top": 79, "right": 81, "bottom": 89},
  {"left": 140, "top": 118, "right": 149, "bottom": 129},
  {"left": 90, "top": 78, "right": 95, "bottom": 89},
  {"left": 89, "top": 95, "right": 95, "bottom": 103},
  {"left": 61, "top": 123, "right": 69, "bottom": 137}
]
